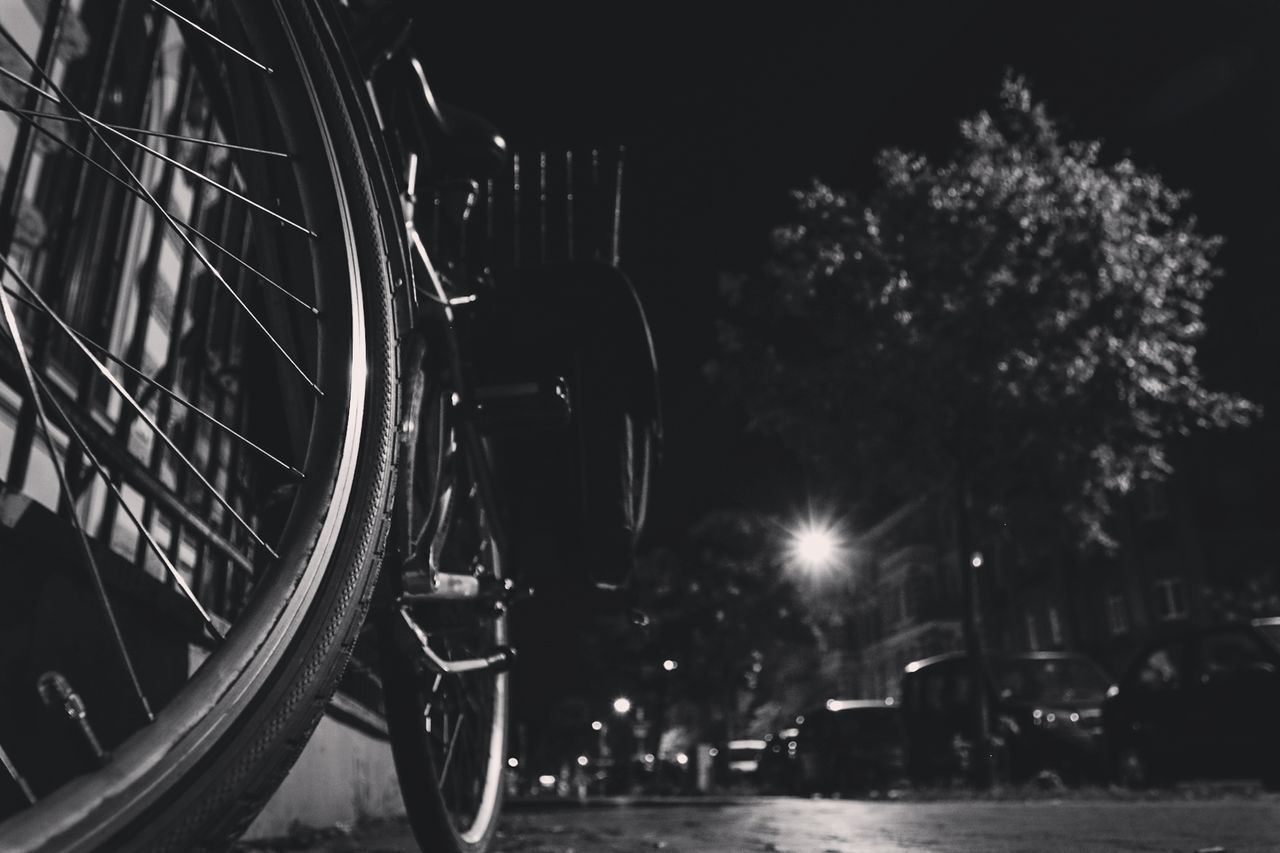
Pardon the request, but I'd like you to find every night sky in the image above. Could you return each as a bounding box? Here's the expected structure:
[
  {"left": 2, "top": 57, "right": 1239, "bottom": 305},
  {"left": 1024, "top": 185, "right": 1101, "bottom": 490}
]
[{"left": 407, "top": 4, "right": 1280, "bottom": 730}]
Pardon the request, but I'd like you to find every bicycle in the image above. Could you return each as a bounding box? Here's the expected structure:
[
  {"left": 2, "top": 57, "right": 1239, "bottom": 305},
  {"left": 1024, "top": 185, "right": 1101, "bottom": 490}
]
[{"left": 0, "top": 2, "right": 659, "bottom": 851}]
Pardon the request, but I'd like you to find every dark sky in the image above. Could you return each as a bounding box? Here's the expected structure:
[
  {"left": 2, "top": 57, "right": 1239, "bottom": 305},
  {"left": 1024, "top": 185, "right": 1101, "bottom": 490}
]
[{"left": 411, "top": 3, "right": 1280, "bottom": 545}]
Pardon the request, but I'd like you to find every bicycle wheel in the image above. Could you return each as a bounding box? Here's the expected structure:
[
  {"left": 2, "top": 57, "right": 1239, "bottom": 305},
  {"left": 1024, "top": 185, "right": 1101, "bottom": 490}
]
[
  {"left": 0, "top": 1, "right": 398, "bottom": 849},
  {"left": 377, "top": 366, "right": 509, "bottom": 853}
]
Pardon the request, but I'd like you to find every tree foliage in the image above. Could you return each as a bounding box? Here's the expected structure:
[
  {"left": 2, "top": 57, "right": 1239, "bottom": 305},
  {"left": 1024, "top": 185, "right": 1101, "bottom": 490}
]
[{"left": 709, "top": 74, "right": 1258, "bottom": 545}]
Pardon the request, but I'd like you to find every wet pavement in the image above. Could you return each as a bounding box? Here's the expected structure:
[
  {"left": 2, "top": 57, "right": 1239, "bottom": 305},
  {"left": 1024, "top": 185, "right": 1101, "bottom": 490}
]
[{"left": 240, "top": 792, "right": 1280, "bottom": 852}]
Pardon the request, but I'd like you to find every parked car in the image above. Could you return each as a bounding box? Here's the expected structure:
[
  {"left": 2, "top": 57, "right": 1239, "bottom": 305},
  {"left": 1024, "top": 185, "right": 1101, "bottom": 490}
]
[
  {"left": 900, "top": 651, "right": 1111, "bottom": 786},
  {"left": 790, "top": 699, "right": 908, "bottom": 796},
  {"left": 1102, "top": 618, "right": 1280, "bottom": 788},
  {"left": 720, "top": 738, "right": 768, "bottom": 788}
]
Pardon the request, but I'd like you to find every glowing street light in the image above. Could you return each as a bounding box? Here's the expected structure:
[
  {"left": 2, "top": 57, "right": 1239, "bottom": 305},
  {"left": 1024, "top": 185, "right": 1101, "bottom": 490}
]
[
  {"left": 787, "top": 520, "right": 843, "bottom": 571},
  {"left": 662, "top": 659, "right": 678, "bottom": 672},
  {"left": 591, "top": 720, "right": 604, "bottom": 731},
  {"left": 612, "top": 696, "right": 632, "bottom": 715}
]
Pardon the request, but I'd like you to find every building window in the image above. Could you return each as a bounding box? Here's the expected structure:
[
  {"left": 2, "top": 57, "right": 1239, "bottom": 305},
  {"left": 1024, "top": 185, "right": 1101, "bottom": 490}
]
[
  {"left": 1047, "top": 605, "right": 1063, "bottom": 646},
  {"left": 1153, "top": 578, "right": 1189, "bottom": 621},
  {"left": 1025, "top": 611, "right": 1040, "bottom": 651},
  {"left": 1106, "top": 593, "right": 1130, "bottom": 636}
]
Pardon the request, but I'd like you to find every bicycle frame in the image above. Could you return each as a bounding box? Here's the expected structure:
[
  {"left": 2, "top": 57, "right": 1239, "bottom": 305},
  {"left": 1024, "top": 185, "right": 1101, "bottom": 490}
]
[{"left": 337, "top": 14, "right": 527, "bottom": 685}]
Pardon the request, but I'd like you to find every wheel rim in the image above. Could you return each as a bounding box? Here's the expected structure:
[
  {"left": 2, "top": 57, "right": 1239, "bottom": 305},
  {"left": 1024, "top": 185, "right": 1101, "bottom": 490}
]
[
  {"left": 0, "top": 1, "right": 375, "bottom": 846},
  {"left": 428, "top": 573, "right": 508, "bottom": 844},
  {"left": 382, "top": 386, "right": 508, "bottom": 849}
]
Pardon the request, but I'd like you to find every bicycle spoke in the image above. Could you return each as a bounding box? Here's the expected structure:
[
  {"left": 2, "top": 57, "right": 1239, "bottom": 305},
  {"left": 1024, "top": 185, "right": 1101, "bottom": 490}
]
[
  {"left": 172, "top": 218, "right": 320, "bottom": 316},
  {"left": 21, "top": 362, "right": 226, "bottom": 643},
  {"left": 0, "top": 742, "right": 35, "bottom": 806},
  {"left": 0, "top": 284, "right": 304, "bottom": 478},
  {"left": 438, "top": 706, "right": 466, "bottom": 785},
  {"left": 0, "top": 105, "right": 290, "bottom": 159},
  {"left": 0, "top": 103, "right": 319, "bottom": 316},
  {"left": 0, "top": 255, "right": 278, "bottom": 558},
  {"left": 0, "top": 92, "right": 325, "bottom": 317},
  {"left": 149, "top": 1, "right": 273, "bottom": 75},
  {"left": 0, "top": 27, "right": 323, "bottom": 396},
  {"left": 0, "top": 286, "right": 154, "bottom": 723},
  {"left": 93, "top": 118, "right": 316, "bottom": 237},
  {"left": 0, "top": 66, "right": 58, "bottom": 107}
]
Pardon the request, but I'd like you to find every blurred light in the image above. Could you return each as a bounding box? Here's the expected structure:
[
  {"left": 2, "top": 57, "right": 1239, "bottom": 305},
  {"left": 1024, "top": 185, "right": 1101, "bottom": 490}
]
[
  {"left": 788, "top": 520, "right": 843, "bottom": 571},
  {"left": 612, "top": 696, "right": 632, "bottom": 715},
  {"left": 884, "top": 696, "right": 895, "bottom": 705},
  {"left": 577, "top": 755, "right": 589, "bottom": 767},
  {"left": 676, "top": 752, "right": 689, "bottom": 766},
  {"left": 825, "top": 699, "right": 838, "bottom": 711},
  {"left": 970, "top": 552, "right": 984, "bottom": 569},
  {"left": 1046, "top": 713, "right": 1057, "bottom": 723},
  {"left": 1069, "top": 712, "right": 1080, "bottom": 723},
  {"left": 507, "top": 757, "right": 519, "bottom": 768},
  {"left": 591, "top": 720, "right": 604, "bottom": 731},
  {"left": 708, "top": 747, "right": 719, "bottom": 757},
  {"left": 1032, "top": 708, "right": 1043, "bottom": 720},
  {"left": 643, "top": 753, "right": 655, "bottom": 764},
  {"left": 1106, "top": 684, "right": 1119, "bottom": 698},
  {"left": 795, "top": 715, "right": 805, "bottom": 725},
  {"left": 662, "top": 659, "right": 678, "bottom": 672},
  {"left": 787, "top": 741, "right": 797, "bottom": 750},
  {"left": 538, "top": 775, "right": 555, "bottom": 787}
]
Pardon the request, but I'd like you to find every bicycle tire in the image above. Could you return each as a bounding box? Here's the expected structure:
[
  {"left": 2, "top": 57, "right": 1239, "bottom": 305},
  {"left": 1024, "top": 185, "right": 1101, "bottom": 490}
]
[
  {"left": 376, "top": 368, "right": 508, "bottom": 853},
  {"left": 0, "top": 1, "right": 399, "bottom": 850}
]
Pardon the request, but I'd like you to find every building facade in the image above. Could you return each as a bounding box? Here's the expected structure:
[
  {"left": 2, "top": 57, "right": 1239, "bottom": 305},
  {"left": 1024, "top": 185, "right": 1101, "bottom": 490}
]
[{"left": 844, "top": 440, "right": 1280, "bottom": 695}]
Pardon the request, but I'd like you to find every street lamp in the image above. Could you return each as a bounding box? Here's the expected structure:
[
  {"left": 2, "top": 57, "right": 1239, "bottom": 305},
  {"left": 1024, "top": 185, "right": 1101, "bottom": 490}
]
[
  {"left": 612, "top": 696, "right": 632, "bottom": 716},
  {"left": 787, "top": 519, "right": 844, "bottom": 572},
  {"left": 662, "top": 659, "right": 678, "bottom": 672}
]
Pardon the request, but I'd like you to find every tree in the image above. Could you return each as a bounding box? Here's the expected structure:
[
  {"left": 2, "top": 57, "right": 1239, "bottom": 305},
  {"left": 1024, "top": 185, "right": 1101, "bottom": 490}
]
[
  {"left": 708, "top": 72, "right": 1259, "bottom": 781},
  {"left": 712, "top": 71, "right": 1258, "bottom": 549}
]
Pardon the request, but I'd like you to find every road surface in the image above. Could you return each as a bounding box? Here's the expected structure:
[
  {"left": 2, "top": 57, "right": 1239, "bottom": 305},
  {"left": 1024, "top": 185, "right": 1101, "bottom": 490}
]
[{"left": 242, "top": 794, "right": 1280, "bottom": 852}]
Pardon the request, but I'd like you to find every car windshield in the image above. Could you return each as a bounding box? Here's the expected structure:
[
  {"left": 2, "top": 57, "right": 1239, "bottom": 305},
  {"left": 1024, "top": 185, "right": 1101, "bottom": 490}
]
[{"left": 991, "top": 657, "right": 1111, "bottom": 705}]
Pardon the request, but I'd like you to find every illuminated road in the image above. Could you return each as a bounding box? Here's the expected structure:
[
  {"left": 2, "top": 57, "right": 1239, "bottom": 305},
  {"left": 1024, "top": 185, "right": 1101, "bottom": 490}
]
[{"left": 258, "top": 794, "right": 1280, "bottom": 852}]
